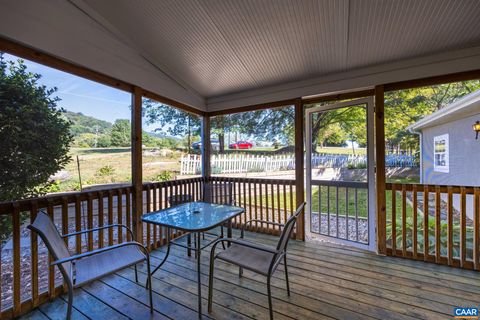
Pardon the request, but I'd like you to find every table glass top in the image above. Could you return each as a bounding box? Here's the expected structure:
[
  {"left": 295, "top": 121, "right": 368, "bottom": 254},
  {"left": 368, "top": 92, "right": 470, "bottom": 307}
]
[{"left": 141, "top": 202, "right": 244, "bottom": 231}]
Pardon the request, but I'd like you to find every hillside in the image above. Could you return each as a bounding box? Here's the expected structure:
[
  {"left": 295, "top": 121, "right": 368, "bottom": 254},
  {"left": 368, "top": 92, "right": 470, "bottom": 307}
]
[{"left": 64, "top": 111, "right": 112, "bottom": 136}]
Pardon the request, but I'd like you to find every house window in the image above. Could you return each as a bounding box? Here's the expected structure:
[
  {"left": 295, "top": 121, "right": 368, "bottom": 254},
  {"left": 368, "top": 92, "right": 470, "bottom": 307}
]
[{"left": 433, "top": 134, "right": 449, "bottom": 173}]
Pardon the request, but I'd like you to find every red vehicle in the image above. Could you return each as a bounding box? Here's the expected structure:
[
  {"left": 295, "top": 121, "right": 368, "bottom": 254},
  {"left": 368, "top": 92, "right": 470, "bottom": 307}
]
[{"left": 228, "top": 141, "right": 253, "bottom": 149}]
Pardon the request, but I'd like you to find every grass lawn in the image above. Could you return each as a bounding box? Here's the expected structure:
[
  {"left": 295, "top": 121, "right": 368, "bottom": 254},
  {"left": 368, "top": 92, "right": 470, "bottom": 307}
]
[
  {"left": 56, "top": 148, "right": 182, "bottom": 192},
  {"left": 254, "top": 185, "right": 409, "bottom": 220},
  {"left": 315, "top": 146, "right": 366, "bottom": 155}
]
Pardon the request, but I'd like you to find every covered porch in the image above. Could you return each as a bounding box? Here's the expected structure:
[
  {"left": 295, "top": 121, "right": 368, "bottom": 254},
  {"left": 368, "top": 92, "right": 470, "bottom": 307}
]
[{"left": 1, "top": 1, "right": 480, "bottom": 319}]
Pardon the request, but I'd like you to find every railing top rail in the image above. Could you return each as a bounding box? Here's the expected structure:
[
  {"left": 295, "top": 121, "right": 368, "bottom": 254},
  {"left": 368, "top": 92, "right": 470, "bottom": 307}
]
[
  {"left": 208, "top": 176, "right": 295, "bottom": 185},
  {"left": 386, "top": 182, "right": 478, "bottom": 194},
  {"left": 311, "top": 180, "right": 368, "bottom": 188},
  {"left": 0, "top": 185, "right": 133, "bottom": 214},
  {"left": 142, "top": 177, "right": 204, "bottom": 189}
]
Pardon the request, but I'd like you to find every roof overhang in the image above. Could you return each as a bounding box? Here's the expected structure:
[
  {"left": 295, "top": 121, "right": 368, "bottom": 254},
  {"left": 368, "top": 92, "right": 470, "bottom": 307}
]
[{"left": 408, "top": 90, "right": 480, "bottom": 131}]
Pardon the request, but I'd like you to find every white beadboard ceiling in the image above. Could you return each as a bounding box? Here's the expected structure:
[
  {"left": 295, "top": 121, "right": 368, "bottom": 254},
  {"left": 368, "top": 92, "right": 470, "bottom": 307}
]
[
  {"left": 2, "top": 0, "right": 480, "bottom": 111},
  {"left": 81, "top": 0, "right": 480, "bottom": 97}
]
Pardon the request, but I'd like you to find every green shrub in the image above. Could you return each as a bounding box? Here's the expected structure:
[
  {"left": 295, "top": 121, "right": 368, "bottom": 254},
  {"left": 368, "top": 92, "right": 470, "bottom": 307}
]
[
  {"left": 151, "top": 171, "right": 173, "bottom": 182},
  {"left": 96, "top": 165, "right": 116, "bottom": 177}
]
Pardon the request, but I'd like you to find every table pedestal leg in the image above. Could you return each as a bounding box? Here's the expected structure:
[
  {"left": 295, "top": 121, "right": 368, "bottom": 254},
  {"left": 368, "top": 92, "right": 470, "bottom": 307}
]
[{"left": 227, "top": 220, "right": 232, "bottom": 247}]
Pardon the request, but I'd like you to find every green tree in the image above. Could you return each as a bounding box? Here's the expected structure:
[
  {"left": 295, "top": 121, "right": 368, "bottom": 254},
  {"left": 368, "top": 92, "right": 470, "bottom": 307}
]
[
  {"left": 142, "top": 99, "right": 200, "bottom": 152},
  {"left": 384, "top": 81, "right": 480, "bottom": 154},
  {"left": 0, "top": 53, "right": 73, "bottom": 202},
  {"left": 110, "top": 119, "right": 131, "bottom": 147}
]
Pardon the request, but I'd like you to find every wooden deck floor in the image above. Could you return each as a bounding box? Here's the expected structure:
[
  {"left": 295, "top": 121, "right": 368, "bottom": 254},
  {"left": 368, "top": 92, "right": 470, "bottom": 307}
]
[{"left": 20, "top": 230, "right": 480, "bottom": 320}]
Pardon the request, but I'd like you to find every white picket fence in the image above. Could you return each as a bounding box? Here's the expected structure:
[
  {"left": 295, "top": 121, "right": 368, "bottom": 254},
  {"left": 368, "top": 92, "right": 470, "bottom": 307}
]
[
  {"left": 180, "top": 154, "right": 295, "bottom": 175},
  {"left": 180, "top": 153, "right": 418, "bottom": 175}
]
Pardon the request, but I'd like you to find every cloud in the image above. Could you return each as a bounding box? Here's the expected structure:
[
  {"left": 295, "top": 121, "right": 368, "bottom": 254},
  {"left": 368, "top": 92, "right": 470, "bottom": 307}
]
[{"left": 57, "top": 91, "right": 129, "bottom": 106}]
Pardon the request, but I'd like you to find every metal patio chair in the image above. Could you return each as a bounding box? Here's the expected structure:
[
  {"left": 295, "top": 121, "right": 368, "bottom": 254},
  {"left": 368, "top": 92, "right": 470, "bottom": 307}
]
[
  {"left": 208, "top": 202, "right": 306, "bottom": 320},
  {"left": 28, "top": 211, "right": 153, "bottom": 320}
]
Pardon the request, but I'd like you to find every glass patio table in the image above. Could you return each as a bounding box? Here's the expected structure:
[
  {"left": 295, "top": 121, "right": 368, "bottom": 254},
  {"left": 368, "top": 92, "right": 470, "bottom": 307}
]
[{"left": 141, "top": 201, "right": 245, "bottom": 319}]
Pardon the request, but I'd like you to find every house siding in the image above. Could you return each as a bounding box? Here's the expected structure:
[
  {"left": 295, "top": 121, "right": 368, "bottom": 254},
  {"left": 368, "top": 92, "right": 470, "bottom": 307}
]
[{"left": 422, "top": 113, "right": 480, "bottom": 186}]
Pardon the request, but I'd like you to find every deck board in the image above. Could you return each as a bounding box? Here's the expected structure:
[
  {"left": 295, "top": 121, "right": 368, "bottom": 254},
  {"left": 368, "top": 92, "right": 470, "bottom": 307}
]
[{"left": 20, "top": 231, "right": 479, "bottom": 320}]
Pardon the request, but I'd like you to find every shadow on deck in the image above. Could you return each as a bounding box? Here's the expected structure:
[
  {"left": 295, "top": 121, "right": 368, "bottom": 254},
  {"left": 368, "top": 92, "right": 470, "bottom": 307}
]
[{"left": 20, "top": 230, "right": 480, "bottom": 320}]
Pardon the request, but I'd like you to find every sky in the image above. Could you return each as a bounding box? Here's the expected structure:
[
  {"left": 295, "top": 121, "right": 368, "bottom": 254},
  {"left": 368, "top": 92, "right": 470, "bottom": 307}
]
[{"left": 2, "top": 53, "right": 160, "bottom": 131}]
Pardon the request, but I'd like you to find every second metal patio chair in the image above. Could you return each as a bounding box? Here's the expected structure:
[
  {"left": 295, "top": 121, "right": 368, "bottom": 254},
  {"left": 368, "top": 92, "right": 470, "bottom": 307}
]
[
  {"left": 208, "top": 202, "right": 306, "bottom": 320},
  {"left": 28, "top": 211, "right": 153, "bottom": 320}
]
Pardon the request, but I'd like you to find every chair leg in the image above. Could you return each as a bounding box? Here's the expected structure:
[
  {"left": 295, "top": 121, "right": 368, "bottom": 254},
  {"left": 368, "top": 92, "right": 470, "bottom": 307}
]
[
  {"left": 187, "top": 233, "right": 192, "bottom": 257},
  {"left": 208, "top": 254, "right": 215, "bottom": 312},
  {"left": 146, "top": 256, "right": 153, "bottom": 313},
  {"left": 135, "top": 264, "right": 139, "bottom": 283},
  {"left": 66, "top": 283, "right": 73, "bottom": 320},
  {"left": 284, "top": 255, "right": 290, "bottom": 296},
  {"left": 220, "top": 226, "right": 226, "bottom": 250},
  {"left": 267, "top": 276, "right": 273, "bottom": 320},
  {"left": 239, "top": 267, "right": 243, "bottom": 277}
]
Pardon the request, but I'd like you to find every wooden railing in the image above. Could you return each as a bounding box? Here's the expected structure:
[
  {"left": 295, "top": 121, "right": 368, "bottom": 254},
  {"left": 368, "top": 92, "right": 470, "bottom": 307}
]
[
  {"left": 207, "top": 176, "right": 299, "bottom": 237},
  {"left": 0, "top": 185, "right": 134, "bottom": 318},
  {"left": 385, "top": 183, "right": 480, "bottom": 270},
  {"left": 0, "top": 176, "right": 298, "bottom": 318},
  {"left": 309, "top": 180, "right": 369, "bottom": 244}
]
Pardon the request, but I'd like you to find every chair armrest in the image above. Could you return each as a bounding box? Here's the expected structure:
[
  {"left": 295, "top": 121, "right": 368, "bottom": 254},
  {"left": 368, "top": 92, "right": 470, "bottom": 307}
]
[
  {"left": 210, "top": 238, "right": 279, "bottom": 255},
  {"left": 241, "top": 220, "right": 284, "bottom": 238},
  {"left": 51, "top": 241, "right": 147, "bottom": 266},
  {"left": 62, "top": 224, "right": 134, "bottom": 241}
]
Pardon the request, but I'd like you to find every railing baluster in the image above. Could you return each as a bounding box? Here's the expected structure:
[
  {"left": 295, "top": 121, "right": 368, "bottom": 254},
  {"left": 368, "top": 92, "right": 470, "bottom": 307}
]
[
  {"left": 346, "top": 187, "right": 349, "bottom": 240},
  {"left": 12, "top": 203, "right": 21, "bottom": 316},
  {"left": 259, "top": 181, "right": 264, "bottom": 232},
  {"left": 327, "top": 186, "right": 330, "bottom": 236},
  {"left": 153, "top": 185, "right": 158, "bottom": 248},
  {"left": 335, "top": 187, "right": 339, "bottom": 238},
  {"left": 276, "top": 183, "right": 281, "bottom": 234},
  {"left": 31, "top": 201, "right": 39, "bottom": 307},
  {"left": 447, "top": 186, "right": 453, "bottom": 266},
  {"left": 460, "top": 187, "right": 467, "bottom": 268},
  {"left": 474, "top": 187, "right": 480, "bottom": 271},
  {"left": 87, "top": 194, "right": 94, "bottom": 251},
  {"left": 75, "top": 195, "right": 82, "bottom": 254},
  {"left": 412, "top": 185, "right": 418, "bottom": 259},
  {"left": 108, "top": 191, "right": 114, "bottom": 246},
  {"left": 355, "top": 188, "right": 359, "bottom": 242},
  {"left": 98, "top": 191, "right": 105, "bottom": 248},
  {"left": 423, "top": 185, "right": 429, "bottom": 261},
  {"left": 402, "top": 184, "right": 407, "bottom": 257},
  {"left": 254, "top": 182, "right": 258, "bottom": 232},
  {"left": 159, "top": 184, "right": 164, "bottom": 245},
  {"left": 435, "top": 186, "right": 441, "bottom": 263},
  {"left": 117, "top": 189, "right": 123, "bottom": 244},
  {"left": 47, "top": 201, "right": 55, "bottom": 299},
  {"left": 391, "top": 185, "right": 396, "bottom": 256},
  {"left": 146, "top": 185, "right": 151, "bottom": 250}
]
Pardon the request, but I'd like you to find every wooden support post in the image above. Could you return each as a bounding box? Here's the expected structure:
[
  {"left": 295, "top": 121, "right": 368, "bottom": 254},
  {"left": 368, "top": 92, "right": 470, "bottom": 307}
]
[
  {"left": 132, "top": 86, "right": 143, "bottom": 242},
  {"left": 375, "top": 85, "right": 387, "bottom": 255},
  {"left": 202, "top": 115, "right": 211, "bottom": 179},
  {"left": 294, "top": 98, "right": 305, "bottom": 241}
]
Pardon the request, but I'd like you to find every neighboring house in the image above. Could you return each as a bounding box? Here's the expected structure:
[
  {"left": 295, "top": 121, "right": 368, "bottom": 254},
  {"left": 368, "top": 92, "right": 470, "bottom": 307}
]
[
  {"left": 408, "top": 90, "right": 480, "bottom": 220},
  {"left": 408, "top": 90, "right": 480, "bottom": 187}
]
